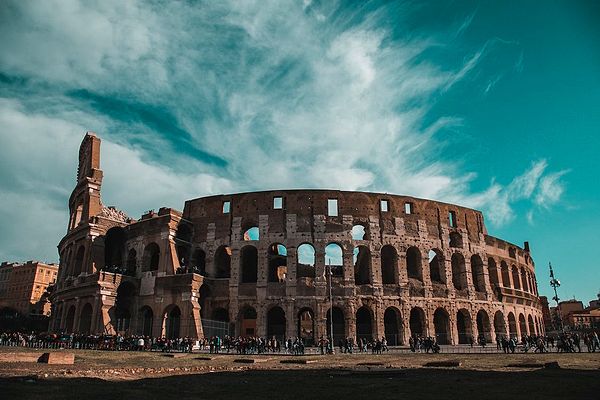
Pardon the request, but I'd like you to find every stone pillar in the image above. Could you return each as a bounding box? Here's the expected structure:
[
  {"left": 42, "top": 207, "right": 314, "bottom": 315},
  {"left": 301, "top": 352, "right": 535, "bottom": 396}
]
[
  {"left": 373, "top": 301, "right": 384, "bottom": 339},
  {"left": 286, "top": 301, "right": 295, "bottom": 339}
]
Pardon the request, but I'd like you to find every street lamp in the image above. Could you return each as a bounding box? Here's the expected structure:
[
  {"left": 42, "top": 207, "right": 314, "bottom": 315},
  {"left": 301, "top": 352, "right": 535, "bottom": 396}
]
[
  {"left": 549, "top": 262, "right": 563, "bottom": 333},
  {"left": 327, "top": 257, "right": 335, "bottom": 354}
]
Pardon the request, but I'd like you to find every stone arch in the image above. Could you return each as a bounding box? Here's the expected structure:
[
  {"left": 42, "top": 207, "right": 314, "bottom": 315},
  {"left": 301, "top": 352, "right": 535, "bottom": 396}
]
[
  {"left": 164, "top": 305, "right": 181, "bottom": 339},
  {"left": 104, "top": 227, "right": 127, "bottom": 270},
  {"left": 451, "top": 253, "right": 467, "bottom": 290},
  {"left": 428, "top": 249, "right": 445, "bottom": 284},
  {"left": 142, "top": 243, "right": 160, "bottom": 272},
  {"left": 456, "top": 308, "right": 472, "bottom": 344},
  {"left": 73, "top": 245, "right": 85, "bottom": 276},
  {"left": 191, "top": 248, "right": 206, "bottom": 275},
  {"left": 487, "top": 258, "right": 499, "bottom": 288},
  {"left": 493, "top": 311, "right": 506, "bottom": 340},
  {"left": 511, "top": 265, "right": 521, "bottom": 290},
  {"left": 326, "top": 306, "right": 345, "bottom": 343},
  {"left": 351, "top": 224, "right": 367, "bottom": 240},
  {"left": 175, "top": 224, "right": 193, "bottom": 266},
  {"left": 521, "top": 268, "right": 529, "bottom": 292},
  {"left": 471, "top": 255, "right": 486, "bottom": 293},
  {"left": 476, "top": 309, "right": 492, "bottom": 342},
  {"left": 381, "top": 245, "right": 398, "bottom": 284},
  {"left": 243, "top": 226, "right": 259, "bottom": 241},
  {"left": 356, "top": 306, "right": 373, "bottom": 340},
  {"left": 518, "top": 313, "right": 527, "bottom": 336},
  {"left": 528, "top": 314, "right": 535, "bottom": 335},
  {"left": 79, "top": 303, "right": 93, "bottom": 334},
  {"left": 138, "top": 306, "right": 153, "bottom": 336},
  {"left": 353, "top": 245, "right": 371, "bottom": 284},
  {"left": 297, "top": 243, "right": 316, "bottom": 278},
  {"left": 65, "top": 305, "right": 76, "bottom": 333},
  {"left": 508, "top": 312, "right": 518, "bottom": 338},
  {"left": 240, "top": 245, "right": 258, "bottom": 283},
  {"left": 115, "top": 281, "right": 136, "bottom": 333},
  {"left": 126, "top": 249, "right": 137, "bottom": 275},
  {"left": 266, "top": 306, "right": 286, "bottom": 340},
  {"left": 214, "top": 245, "right": 231, "bottom": 278},
  {"left": 500, "top": 261, "right": 510, "bottom": 287},
  {"left": 384, "top": 307, "right": 403, "bottom": 345},
  {"left": 198, "top": 284, "right": 211, "bottom": 319},
  {"left": 433, "top": 308, "right": 451, "bottom": 345},
  {"left": 325, "top": 243, "right": 343, "bottom": 277},
  {"left": 297, "top": 307, "right": 315, "bottom": 344},
  {"left": 406, "top": 246, "right": 423, "bottom": 281},
  {"left": 239, "top": 305, "right": 257, "bottom": 337},
  {"left": 268, "top": 243, "right": 287, "bottom": 282},
  {"left": 409, "top": 307, "right": 426, "bottom": 338}
]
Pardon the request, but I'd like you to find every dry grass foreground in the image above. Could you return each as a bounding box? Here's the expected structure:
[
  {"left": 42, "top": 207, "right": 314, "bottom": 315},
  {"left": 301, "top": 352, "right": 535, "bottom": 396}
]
[{"left": 0, "top": 347, "right": 599, "bottom": 400}]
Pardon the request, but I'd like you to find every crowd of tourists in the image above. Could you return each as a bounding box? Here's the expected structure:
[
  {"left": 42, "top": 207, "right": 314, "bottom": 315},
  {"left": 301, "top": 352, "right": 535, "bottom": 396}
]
[
  {"left": 408, "top": 336, "right": 442, "bottom": 353},
  {"left": 1, "top": 330, "right": 598, "bottom": 354}
]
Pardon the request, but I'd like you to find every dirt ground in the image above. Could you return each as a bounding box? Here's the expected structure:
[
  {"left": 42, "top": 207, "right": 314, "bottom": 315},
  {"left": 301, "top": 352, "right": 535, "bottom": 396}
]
[{"left": 1, "top": 347, "right": 599, "bottom": 399}]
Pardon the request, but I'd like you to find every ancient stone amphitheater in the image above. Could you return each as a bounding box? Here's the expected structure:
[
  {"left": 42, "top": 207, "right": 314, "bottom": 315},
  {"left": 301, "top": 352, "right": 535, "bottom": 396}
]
[{"left": 50, "top": 133, "right": 544, "bottom": 345}]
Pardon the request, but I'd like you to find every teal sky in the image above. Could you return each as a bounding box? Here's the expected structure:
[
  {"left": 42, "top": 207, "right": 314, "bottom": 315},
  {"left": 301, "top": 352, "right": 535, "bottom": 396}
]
[{"left": 0, "top": 1, "right": 598, "bottom": 304}]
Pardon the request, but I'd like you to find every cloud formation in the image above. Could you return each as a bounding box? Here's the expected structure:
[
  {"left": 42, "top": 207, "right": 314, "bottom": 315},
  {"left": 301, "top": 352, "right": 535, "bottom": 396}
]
[{"left": 0, "top": 1, "right": 566, "bottom": 262}]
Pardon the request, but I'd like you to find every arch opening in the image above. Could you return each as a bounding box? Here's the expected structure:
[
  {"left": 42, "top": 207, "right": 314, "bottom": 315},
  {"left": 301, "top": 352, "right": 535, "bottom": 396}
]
[
  {"left": 384, "top": 307, "right": 403, "bottom": 346},
  {"left": 356, "top": 306, "right": 373, "bottom": 341},
  {"left": 240, "top": 245, "right": 258, "bottom": 283},
  {"left": 471, "top": 255, "right": 486, "bottom": 293},
  {"left": 325, "top": 243, "right": 343, "bottom": 277},
  {"left": 476, "top": 310, "right": 492, "bottom": 342},
  {"left": 326, "top": 307, "right": 345, "bottom": 343},
  {"left": 298, "top": 308, "right": 315, "bottom": 345},
  {"left": 406, "top": 247, "right": 423, "bottom": 281},
  {"left": 494, "top": 311, "right": 506, "bottom": 340},
  {"left": 267, "top": 306, "right": 286, "bottom": 340},
  {"left": 353, "top": 246, "right": 371, "bottom": 285},
  {"left": 268, "top": 243, "right": 287, "bottom": 283},
  {"left": 297, "top": 243, "right": 316, "bottom": 279},
  {"left": 214, "top": 246, "right": 231, "bottom": 278},
  {"left": 456, "top": 309, "right": 472, "bottom": 344},
  {"left": 409, "top": 307, "right": 426, "bottom": 338},
  {"left": 381, "top": 245, "right": 398, "bottom": 284},
  {"left": 433, "top": 308, "right": 451, "bottom": 345},
  {"left": 428, "top": 249, "right": 445, "bottom": 284},
  {"left": 451, "top": 253, "right": 467, "bottom": 291},
  {"left": 142, "top": 243, "right": 160, "bottom": 272},
  {"left": 104, "top": 227, "right": 126, "bottom": 271}
]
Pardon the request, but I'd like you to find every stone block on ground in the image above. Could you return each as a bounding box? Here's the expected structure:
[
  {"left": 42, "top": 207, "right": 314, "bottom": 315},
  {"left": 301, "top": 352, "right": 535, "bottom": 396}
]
[
  {"left": 423, "top": 360, "right": 461, "bottom": 368},
  {"left": 0, "top": 352, "right": 41, "bottom": 363},
  {"left": 38, "top": 352, "right": 75, "bottom": 365}
]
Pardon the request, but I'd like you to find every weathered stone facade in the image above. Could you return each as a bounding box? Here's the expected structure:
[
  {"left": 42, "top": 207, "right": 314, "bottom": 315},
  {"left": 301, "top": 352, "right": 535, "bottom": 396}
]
[{"left": 50, "top": 132, "right": 544, "bottom": 344}]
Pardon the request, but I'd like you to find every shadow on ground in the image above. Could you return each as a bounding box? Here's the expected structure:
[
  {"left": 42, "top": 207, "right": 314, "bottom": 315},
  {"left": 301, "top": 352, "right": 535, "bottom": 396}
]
[{"left": 2, "top": 367, "right": 599, "bottom": 400}]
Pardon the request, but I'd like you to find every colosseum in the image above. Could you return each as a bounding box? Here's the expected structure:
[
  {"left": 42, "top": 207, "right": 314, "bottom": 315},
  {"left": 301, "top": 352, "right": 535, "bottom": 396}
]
[{"left": 49, "top": 132, "right": 544, "bottom": 345}]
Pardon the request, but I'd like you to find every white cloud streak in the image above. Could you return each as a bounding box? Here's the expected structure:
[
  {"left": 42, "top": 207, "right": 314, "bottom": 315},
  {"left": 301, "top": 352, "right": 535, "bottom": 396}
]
[{"left": 0, "top": 1, "right": 567, "bottom": 262}]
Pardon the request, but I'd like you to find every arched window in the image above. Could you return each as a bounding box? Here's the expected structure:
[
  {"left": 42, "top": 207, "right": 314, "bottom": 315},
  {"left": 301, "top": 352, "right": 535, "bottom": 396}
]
[
  {"left": 451, "top": 253, "right": 467, "bottom": 290},
  {"left": 297, "top": 243, "right": 316, "bottom": 279},
  {"left": 143, "top": 243, "right": 160, "bottom": 272},
  {"left": 406, "top": 247, "right": 422, "bottom": 281},
  {"left": 240, "top": 245, "right": 258, "bottom": 283},
  {"left": 104, "top": 227, "right": 126, "bottom": 270},
  {"left": 433, "top": 308, "right": 451, "bottom": 345},
  {"left": 487, "top": 258, "right": 499, "bottom": 288},
  {"left": 214, "top": 246, "right": 231, "bottom": 278},
  {"left": 73, "top": 246, "right": 85, "bottom": 276},
  {"left": 511, "top": 265, "right": 521, "bottom": 290},
  {"left": 325, "top": 243, "right": 343, "bottom": 277},
  {"left": 243, "top": 226, "right": 259, "bottom": 241},
  {"left": 381, "top": 245, "right": 397, "bottom": 284},
  {"left": 470, "top": 255, "right": 485, "bottom": 293},
  {"left": 175, "top": 224, "right": 193, "bottom": 266},
  {"left": 126, "top": 249, "right": 137, "bottom": 275},
  {"left": 428, "top": 249, "right": 445, "bottom": 284},
  {"left": 191, "top": 248, "right": 206, "bottom": 275},
  {"left": 268, "top": 243, "right": 287, "bottom": 282},
  {"left": 351, "top": 224, "right": 367, "bottom": 240},
  {"left": 521, "top": 268, "right": 529, "bottom": 292},
  {"left": 500, "top": 261, "right": 510, "bottom": 287},
  {"left": 353, "top": 245, "right": 371, "bottom": 284}
]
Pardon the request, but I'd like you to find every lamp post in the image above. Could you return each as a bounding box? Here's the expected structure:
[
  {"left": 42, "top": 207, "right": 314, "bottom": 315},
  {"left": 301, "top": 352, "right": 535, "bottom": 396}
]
[
  {"left": 549, "top": 262, "right": 563, "bottom": 333},
  {"left": 327, "top": 258, "right": 335, "bottom": 354}
]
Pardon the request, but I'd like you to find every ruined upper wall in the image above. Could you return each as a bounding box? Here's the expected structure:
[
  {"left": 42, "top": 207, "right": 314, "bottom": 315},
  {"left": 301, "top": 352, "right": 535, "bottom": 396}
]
[{"left": 183, "top": 189, "right": 490, "bottom": 243}]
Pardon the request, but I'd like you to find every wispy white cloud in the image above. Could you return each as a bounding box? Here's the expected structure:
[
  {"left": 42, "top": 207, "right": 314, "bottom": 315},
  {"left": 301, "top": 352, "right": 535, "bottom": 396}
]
[{"left": 0, "top": 1, "right": 567, "bottom": 262}]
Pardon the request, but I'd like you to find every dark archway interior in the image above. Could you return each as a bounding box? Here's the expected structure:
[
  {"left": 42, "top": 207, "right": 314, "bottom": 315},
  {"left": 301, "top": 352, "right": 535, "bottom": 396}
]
[
  {"left": 384, "top": 308, "right": 402, "bottom": 345},
  {"left": 406, "top": 247, "right": 422, "bottom": 281},
  {"left": 214, "top": 246, "right": 231, "bottom": 278},
  {"left": 104, "top": 227, "right": 126, "bottom": 269},
  {"left": 240, "top": 246, "right": 258, "bottom": 283},
  {"left": 354, "top": 246, "right": 371, "bottom": 285},
  {"left": 266, "top": 307, "right": 286, "bottom": 339},
  {"left": 381, "top": 245, "right": 397, "bottom": 284},
  {"left": 356, "top": 307, "right": 373, "bottom": 340},
  {"left": 433, "top": 308, "right": 450, "bottom": 345}
]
